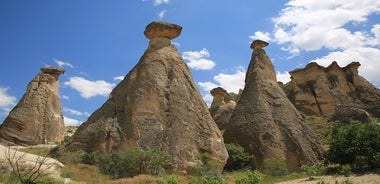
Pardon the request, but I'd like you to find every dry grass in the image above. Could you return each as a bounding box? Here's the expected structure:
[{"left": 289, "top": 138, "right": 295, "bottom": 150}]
[{"left": 60, "top": 163, "right": 110, "bottom": 183}]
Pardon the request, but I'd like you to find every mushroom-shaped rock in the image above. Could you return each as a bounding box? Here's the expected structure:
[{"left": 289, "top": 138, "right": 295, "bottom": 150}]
[
  {"left": 144, "top": 21, "right": 182, "bottom": 40},
  {"left": 41, "top": 67, "right": 65, "bottom": 75},
  {"left": 250, "top": 40, "right": 269, "bottom": 49},
  {"left": 211, "top": 87, "right": 229, "bottom": 99}
]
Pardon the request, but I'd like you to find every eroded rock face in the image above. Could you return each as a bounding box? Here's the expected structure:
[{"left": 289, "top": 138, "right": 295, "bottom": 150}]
[
  {"left": 331, "top": 104, "right": 374, "bottom": 124},
  {"left": 0, "top": 67, "right": 65, "bottom": 146},
  {"left": 283, "top": 62, "right": 380, "bottom": 117},
  {"left": 209, "top": 87, "right": 239, "bottom": 131},
  {"left": 64, "top": 22, "right": 228, "bottom": 174},
  {"left": 223, "top": 40, "right": 324, "bottom": 171}
]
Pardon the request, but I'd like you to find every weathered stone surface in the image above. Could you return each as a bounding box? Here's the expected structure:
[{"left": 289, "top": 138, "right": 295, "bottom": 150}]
[
  {"left": 64, "top": 22, "right": 228, "bottom": 174},
  {"left": 144, "top": 21, "right": 182, "bottom": 40},
  {"left": 250, "top": 39, "right": 268, "bottom": 49},
  {"left": 283, "top": 61, "right": 380, "bottom": 117},
  {"left": 223, "top": 41, "right": 324, "bottom": 171},
  {"left": 0, "top": 67, "right": 65, "bottom": 146},
  {"left": 331, "top": 104, "right": 374, "bottom": 124},
  {"left": 209, "top": 87, "right": 237, "bottom": 131}
]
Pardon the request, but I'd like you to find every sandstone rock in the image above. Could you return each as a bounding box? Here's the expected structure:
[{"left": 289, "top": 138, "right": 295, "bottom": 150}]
[
  {"left": 331, "top": 104, "right": 374, "bottom": 124},
  {"left": 209, "top": 87, "right": 237, "bottom": 131},
  {"left": 0, "top": 67, "right": 65, "bottom": 146},
  {"left": 250, "top": 39, "right": 268, "bottom": 49},
  {"left": 223, "top": 40, "right": 324, "bottom": 171},
  {"left": 144, "top": 21, "right": 182, "bottom": 40},
  {"left": 283, "top": 61, "right": 380, "bottom": 117},
  {"left": 64, "top": 22, "right": 228, "bottom": 174}
]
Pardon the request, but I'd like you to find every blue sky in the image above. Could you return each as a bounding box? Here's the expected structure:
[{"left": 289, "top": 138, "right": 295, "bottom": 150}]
[{"left": 1, "top": 0, "right": 379, "bottom": 126}]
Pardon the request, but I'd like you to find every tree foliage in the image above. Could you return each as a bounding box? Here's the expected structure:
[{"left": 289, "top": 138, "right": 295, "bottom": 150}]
[{"left": 324, "top": 120, "right": 380, "bottom": 168}]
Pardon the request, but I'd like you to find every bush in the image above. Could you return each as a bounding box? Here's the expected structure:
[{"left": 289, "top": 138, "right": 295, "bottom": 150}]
[
  {"left": 224, "top": 144, "right": 253, "bottom": 171},
  {"left": 235, "top": 170, "right": 261, "bottom": 184},
  {"left": 263, "top": 159, "right": 289, "bottom": 176},
  {"left": 188, "top": 175, "right": 226, "bottom": 184},
  {"left": 339, "top": 164, "right": 353, "bottom": 177},
  {"left": 99, "top": 148, "right": 171, "bottom": 179},
  {"left": 301, "top": 162, "right": 327, "bottom": 179},
  {"left": 324, "top": 120, "right": 380, "bottom": 168}
]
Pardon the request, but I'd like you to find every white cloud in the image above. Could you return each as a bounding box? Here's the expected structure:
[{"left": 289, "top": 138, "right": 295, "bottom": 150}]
[
  {"left": 249, "top": 31, "right": 272, "bottom": 42},
  {"left": 154, "top": 0, "right": 169, "bottom": 6},
  {"left": 63, "top": 107, "right": 84, "bottom": 116},
  {"left": 182, "top": 48, "right": 216, "bottom": 70},
  {"left": 0, "top": 87, "right": 17, "bottom": 117},
  {"left": 61, "top": 95, "right": 70, "bottom": 100},
  {"left": 64, "top": 116, "right": 82, "bottom": 126},
  {"left": 54, "top": 59, "right": 74, "bottom": 68},
  {"left": 64, "top": 77, "right": 115, "bottom": 99},
  {"left": 113, "top": 76, "right": 124, "bottom": 81},
  {"left": 276, "top": 71, "right": 291, "bottom": 84},
  {"left": 198, "top": 82, "right": 219, "bottom": 92},
  {"left": 250, "top": 0, "right": 380, "bottom": 85},
  {"left": 197, "top": 67, "right": 246, "bottom": 106},
  {"left": 213, "top": 68, "right": 246, "bottom": 93},
  {"left": 158, "top": 9, "right": 167, "bottom": 19},
  {"left": 270, "top": 1, "right": 380, "bottom": 51}
]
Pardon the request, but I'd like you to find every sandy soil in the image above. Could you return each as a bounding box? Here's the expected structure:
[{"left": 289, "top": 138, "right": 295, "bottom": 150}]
[{"left": 277, "top": 174, "right": 380, "bottom": 184}]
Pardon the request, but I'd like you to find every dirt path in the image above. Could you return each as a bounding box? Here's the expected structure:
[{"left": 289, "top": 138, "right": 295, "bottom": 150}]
[{"left": 277, "top": 174, "right": 380, "bottom": 184}]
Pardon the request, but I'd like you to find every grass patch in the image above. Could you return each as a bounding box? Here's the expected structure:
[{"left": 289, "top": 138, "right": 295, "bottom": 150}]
[
  {"left": 19, "top": 147, "right": 53, "bottom": 157},
  {"left": 60, "top": 163, "right": 110, "bottom": 183},
  {"left": 260, "top": 172, "right": 307, "bottom": 183}
]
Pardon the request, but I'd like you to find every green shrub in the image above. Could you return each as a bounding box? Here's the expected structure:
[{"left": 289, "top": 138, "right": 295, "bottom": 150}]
[
  {"left": 224, "top": 144, "right": 253, "bottom": 171},
  {"left": 263, "top": 159, "right": 289, "bottom": 176},
  {"left": 99, "top": 148, "right": 171, "bottom": 179},
  {"left": 324, "top": 120, "right": 380, "bottom": 168},
  {"left": 235, "top": 170, "right": 261, "bottom": 184},
  {"left": 301, "top": 162, "right": 327, "bottom": 179},
  {"left": 339, "top": 164, "right": 353, "bottom": 177},
  {"left": 188, "top": 175, "right": 226, "bottom": 184}
]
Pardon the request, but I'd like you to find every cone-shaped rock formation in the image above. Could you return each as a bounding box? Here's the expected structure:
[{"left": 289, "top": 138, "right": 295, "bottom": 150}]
[
  {"left": 0, "top": 67, "right": 65, "bottom": 146},
  {"left": 64, "top": 21, "right": 228, "bottom": 173},
  {"left": 223, "top": 40, "right": 324, "bottom": 171}
]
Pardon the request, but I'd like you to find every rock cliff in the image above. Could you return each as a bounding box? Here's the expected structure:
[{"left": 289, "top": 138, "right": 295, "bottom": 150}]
[
  {"left": 223, "top": 40, "right": 324, "bottom": 171},
  {"left": 64, "top": 22, "right": 228, "bottom": 174},
  {"left": 0, "top": 67, "right": 65, "bottom": 146},
  {"left": 283, "top": 61, "right": 380, "bottom": 117}
]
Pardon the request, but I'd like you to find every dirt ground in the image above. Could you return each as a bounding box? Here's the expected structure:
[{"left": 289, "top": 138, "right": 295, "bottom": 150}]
[{"left": 277, "top": 173, "right": 380, "bottom": 184}]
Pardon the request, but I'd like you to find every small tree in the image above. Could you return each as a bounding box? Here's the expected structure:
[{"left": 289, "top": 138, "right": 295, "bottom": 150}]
[
  {"left": 224, "top": 143, "right": 253, "bottom": 171},
  {"left": 324, "top": 120, "right": 380, "bottom": 168},
  {"left": 4, "top": 146, "right": 54, "bottom": 184}
]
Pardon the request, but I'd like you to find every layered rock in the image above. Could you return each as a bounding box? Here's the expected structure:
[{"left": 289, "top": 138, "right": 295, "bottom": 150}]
[
  {"left": 64, "top": 22, "right": 228, "bottom": 173},
  {"left": 223, "top": 40, "right": 324, "bottom": 171},
  {"left": 283, "top": 62, "right": 380, "bottom": 117},
  {"left": 0, "top": 67, "right": 65, "bottom": 146},
  {"left": 331, "top": 104, "right": 374, "bottom": 124},
  {"left": 209, "top": 87, "right": 237, "bottom": 131}
]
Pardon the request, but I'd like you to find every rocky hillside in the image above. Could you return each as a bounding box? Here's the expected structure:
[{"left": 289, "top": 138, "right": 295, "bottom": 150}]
[{"left": 283, "top": 61, "right": 380, "bottom": 117}]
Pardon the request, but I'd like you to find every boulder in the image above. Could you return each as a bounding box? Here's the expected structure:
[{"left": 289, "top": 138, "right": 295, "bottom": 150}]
[
  {"left": 144, "top": 21, "right": 182, "bottom": 40},
  {"left": 223, "top": 40, "right": 324, "bottom": 171},
  {"left": 0, "top": 67, "right": 65, "bottom": 146},
  {"left": 331, "top": 104, "right": 374, "bottom": 124},
  {"left": 64, "top": 22, "right": 228, "bottom": 174},
  {"left": 283, "top": 61, "right": 380, "bottom": 117}
]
